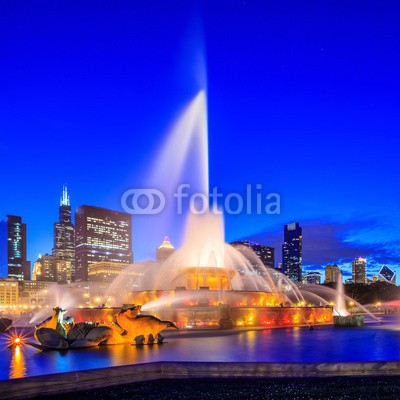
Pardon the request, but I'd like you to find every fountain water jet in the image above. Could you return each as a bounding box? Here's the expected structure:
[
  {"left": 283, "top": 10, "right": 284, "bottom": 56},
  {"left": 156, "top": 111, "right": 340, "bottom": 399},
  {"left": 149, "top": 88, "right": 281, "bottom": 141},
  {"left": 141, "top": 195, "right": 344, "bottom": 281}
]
[
  {"left": 335, "top": 271, "right": 350, "bottom": 317},
  {"left": 300, "top": 284, "right": 380, "bottom": 323}
]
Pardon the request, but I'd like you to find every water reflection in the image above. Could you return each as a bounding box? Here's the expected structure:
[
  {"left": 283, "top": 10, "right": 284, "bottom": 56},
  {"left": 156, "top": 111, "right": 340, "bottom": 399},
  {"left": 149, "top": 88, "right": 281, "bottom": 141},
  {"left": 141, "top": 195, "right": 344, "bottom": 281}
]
[
  {"left": 9, "top": 345, "right": 27, "bottom": 379},
  {"left": 1, "top": 317, "right": 400, "bottom": 381}
]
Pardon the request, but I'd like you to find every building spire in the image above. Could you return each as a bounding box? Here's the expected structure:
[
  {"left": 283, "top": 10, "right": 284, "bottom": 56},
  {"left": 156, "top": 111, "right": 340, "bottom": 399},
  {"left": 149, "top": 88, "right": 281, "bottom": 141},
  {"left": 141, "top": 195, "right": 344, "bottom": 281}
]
[
  {"left": 158, "top": 236, "right": 174, "bottom": 249},
  {"left": 60, "top": 184, "right": 70, "bottom": 206}
]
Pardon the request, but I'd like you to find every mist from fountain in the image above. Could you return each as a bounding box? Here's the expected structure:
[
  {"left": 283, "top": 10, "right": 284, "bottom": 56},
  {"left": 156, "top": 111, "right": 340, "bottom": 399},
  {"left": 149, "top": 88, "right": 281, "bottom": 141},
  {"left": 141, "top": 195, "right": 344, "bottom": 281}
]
[
  {"left": 102, "top": 212, "right": 299, "bottom": 312},
  {"left": 300, "top": 284, "right": 380, "bottom": 322},
  {"left": 29, "top": 284, "right": 77, "bottom": 324}
]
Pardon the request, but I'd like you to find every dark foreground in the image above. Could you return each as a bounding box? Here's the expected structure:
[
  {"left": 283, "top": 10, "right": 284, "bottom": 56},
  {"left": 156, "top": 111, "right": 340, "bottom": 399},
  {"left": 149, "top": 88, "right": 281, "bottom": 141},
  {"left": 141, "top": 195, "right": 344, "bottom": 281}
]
[{"left": 38, "top": 376, "right": 400, "bottom": 400}]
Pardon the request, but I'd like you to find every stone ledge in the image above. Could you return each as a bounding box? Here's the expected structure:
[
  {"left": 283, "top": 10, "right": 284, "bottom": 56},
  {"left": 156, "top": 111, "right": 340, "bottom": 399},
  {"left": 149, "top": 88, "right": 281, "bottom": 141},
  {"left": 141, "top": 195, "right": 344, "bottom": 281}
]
[{"left": 2, "top": 361, "right": 400, "bottom": 400}]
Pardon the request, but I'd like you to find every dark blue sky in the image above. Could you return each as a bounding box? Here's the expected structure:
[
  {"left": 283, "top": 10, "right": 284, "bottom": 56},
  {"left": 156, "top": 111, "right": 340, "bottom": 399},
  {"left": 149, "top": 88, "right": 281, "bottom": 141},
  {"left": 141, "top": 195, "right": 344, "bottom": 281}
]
[{"left": 1, "top": 1, "right": 399, "bottom": 281}]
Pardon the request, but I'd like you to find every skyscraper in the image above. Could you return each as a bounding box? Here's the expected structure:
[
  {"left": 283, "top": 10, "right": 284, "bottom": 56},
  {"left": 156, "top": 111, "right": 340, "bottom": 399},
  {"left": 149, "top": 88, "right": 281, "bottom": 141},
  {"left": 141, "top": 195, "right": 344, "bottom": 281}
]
[
  {"left": 230, "top": 241, "right": 275, "bottom": 269},
  {"left": 248, "top": 242, "right": 275, "bottom": 269},
  {"left": 352, "top": 257, "right": 367, "bottom": 284},
  {"left": 282, "top": 222, "right": 302, "bottom": 283},
  {"left": 325, "top": 264, "right": 340, "bottom": 284},
  {"left": 33, "top": 254, "right": 57, "bottom": 282},
  {"left": 52, "top": 185, "right": 75, "bottom": 281},
  {"left": 75, "top": 205, "right": 133, "bottom": 281},
  {"left": 0, "top": 215, "right": 30, "bottom": 280},
  {"left": 34, "top": 254, "right": 72, "bottom": 284},
  {"left": 156, "top": 236, "right": 175, "bottom": 263}
]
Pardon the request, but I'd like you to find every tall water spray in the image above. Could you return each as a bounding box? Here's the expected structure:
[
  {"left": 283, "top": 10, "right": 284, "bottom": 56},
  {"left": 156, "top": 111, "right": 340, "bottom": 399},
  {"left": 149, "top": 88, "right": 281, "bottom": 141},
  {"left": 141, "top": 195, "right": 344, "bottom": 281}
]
[
  {"left": 138, "top": 90, "right": 210, "bottom": 251},
  {"left": 150, "top": 90, "right": 209, "bottom": 196},
  {"left": 335, "top": 271, "right": 350, "bottom": 317}
]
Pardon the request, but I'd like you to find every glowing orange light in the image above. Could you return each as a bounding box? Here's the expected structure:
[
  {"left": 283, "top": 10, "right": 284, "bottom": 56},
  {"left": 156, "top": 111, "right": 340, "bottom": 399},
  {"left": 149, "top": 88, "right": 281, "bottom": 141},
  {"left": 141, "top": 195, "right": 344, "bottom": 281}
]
[{"left": 7, "top": 334, "right": 24, "bottom": 348}]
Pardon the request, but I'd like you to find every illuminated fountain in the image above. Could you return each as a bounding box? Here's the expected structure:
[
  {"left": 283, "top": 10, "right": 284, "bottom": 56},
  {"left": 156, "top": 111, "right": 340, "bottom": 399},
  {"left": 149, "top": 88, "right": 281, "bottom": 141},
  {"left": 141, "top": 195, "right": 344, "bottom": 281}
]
[
  {"left": 118, "top": 212, "right": 333, "bottom": 328},
  {"left": 41, "top": 89, "right": 333, "bottom": 330},
  {"left": 29, "top": 90, "right": 334, "bottom": 332},
  {"left": 86, "top": 216, "right": 332, "bottom": 328},
  {"left": 115, "top": 89, "right": 333, "bottom": 328},
  {"left": 22, "top": 87, "right": 384, "bottom": 333}
]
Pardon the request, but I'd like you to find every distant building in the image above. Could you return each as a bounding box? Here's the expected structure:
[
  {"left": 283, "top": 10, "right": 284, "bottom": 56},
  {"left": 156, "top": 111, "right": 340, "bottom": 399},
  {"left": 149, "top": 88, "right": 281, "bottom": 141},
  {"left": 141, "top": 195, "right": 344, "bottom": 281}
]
[
  {"left": 34, "top": 254, "right": 57, "bottom": 282},
  {"left": 325, "top": 264, "right": 341, "bottom": 284},
  {"left": 33, "top": 253, "right": 72, "bottom": 284},
  {"left": 75, "top": 205, "right": 133, "bottom": 281},
  {"left": 19, "top": 280, "right": 53, "bottom": 305},
  {"left": 88, "top": 261, "right": 137, "bottom": 282},
  {"left": 378, "top": 265, "right": 396, "bottom": 284},
  {"left": 0, "top": 215, "right": 30, "bottom": 280},
  {"left": 156, "top": 236, "right": 175, "bottom": 263},
  {"left": 352, "top": 257, "right": 367, "bottom": 284},
  {"left": 305, "top": 272, "right": 321, "bottom": 284},
  {"left": 231, "top": 241, "right": 275, "bottom": 269},
  {"left": 53, "top": 186, "right": 75, "bottom": 281},
  {"left": 56, "top": 259, "right": 72, "bottom": 284},
  {"left": 249, "top": 242, "right": 275, "bottom": 269},
  {"left": 371, "top": 275, "right": 378, "bottom": 283},
  {"left": 282, "top": 222, "right": 302, "bottom": 283},
  {"left": 0, "top": 278, "right": 19, "bottom": 306}
]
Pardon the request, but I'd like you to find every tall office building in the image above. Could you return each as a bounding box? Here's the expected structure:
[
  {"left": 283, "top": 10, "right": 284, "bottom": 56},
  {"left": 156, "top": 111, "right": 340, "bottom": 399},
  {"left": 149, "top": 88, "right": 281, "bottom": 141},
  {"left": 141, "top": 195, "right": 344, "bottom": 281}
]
[
  {"left": 352, "top": 257, "right": 367, "bottom": 284},
  {"left": 282, "top": 222, "right": 302, "bottom": 283},
  {"left": 75, "top": 205, "right": 133, "bottom": 281},
  {"left": 231, "top": 241, "right": 275, "bottom": 269},
  {"left": 0, "top": 215, "right": 30, "bottom": 280},
  {"left": 33, "top": 254, "right": 57, "bottom": 282},
  {"left": 325, "top": 264, "right": 341, "bottom": 284},
  {"left": 52, "top": 185, "right": 75, "bottom": 280},
  {"left": 156, "top": 236, "right": 175, "bottom": 263},
  {"left": 33, "top": 254, "right": 72, "bottom": 284}
]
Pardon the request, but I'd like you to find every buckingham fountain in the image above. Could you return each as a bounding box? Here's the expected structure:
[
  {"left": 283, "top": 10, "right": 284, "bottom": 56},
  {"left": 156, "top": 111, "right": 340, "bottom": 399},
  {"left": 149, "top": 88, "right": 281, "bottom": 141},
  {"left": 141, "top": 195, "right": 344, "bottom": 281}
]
[
  {"left": 5, "top": 90, "right": 378, "bottom": 352},
  {"left": 24, "top": 90, "right": 337, "bottom": 350},
  {"left": 28, "top": 217, "right": 334, "bottom": 350},
  {"left": 61, "top": 211, "right": 333, "bottom": 336},
  {"left": 27, "top": 210, "right": 334, "bottom": 350},
  {"left": 80, "top": 212, "right": 334, "bottom": 331}
]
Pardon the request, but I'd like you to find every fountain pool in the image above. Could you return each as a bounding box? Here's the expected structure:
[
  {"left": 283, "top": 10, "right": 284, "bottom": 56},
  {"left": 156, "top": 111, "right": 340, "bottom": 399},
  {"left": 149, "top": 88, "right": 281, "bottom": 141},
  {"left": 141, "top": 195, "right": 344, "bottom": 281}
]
[{"left": 2, "top": 316, "right": 400, "bottom": 381}]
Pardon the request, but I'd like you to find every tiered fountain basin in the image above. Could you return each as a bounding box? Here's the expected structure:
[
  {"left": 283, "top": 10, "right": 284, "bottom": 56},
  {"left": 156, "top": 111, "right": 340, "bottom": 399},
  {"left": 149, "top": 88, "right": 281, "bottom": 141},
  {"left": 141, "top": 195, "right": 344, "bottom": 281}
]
[
  {"left": 68, "top": 289, "right": 333, "bottom": 329},
  {"left": 70, "top": 257, "right": 335, "bottom": 329}
]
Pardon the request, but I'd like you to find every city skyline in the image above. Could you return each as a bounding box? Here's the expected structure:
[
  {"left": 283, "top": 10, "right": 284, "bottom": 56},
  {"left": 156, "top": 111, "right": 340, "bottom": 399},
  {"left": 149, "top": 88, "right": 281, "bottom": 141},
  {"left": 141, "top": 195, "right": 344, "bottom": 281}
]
[
  {"left": 0, "top": 2, "right": 399, "bottom": 283},
  {"left": 0, "top": 186, "right": 394, "bottom": 284}
]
